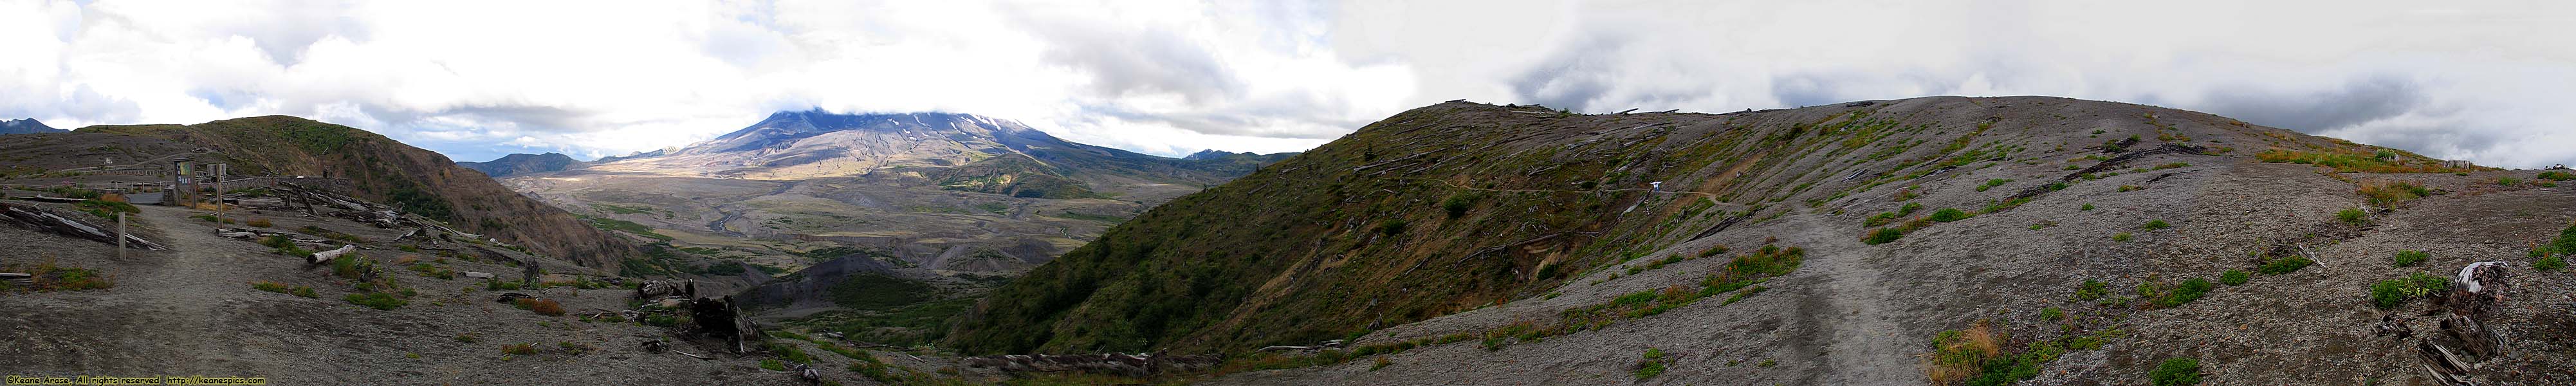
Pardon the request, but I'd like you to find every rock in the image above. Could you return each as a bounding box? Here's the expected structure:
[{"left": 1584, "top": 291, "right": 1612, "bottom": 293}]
[{"left": 463, "top": 271, "right": 495, "bottom": 279}]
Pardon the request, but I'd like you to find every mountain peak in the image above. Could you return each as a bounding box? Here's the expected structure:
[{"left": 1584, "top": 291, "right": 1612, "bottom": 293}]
[
  {"left": 0, "top": 118, "right": 62, "bottom": 134},
  {"left": 459, "top": 152, "right": 586, "bottom": 177}
]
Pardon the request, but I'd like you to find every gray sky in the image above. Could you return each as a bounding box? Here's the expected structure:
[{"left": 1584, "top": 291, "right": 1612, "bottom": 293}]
[{"left": 5, "top": 1, "right": 2573, "bottom": 167}]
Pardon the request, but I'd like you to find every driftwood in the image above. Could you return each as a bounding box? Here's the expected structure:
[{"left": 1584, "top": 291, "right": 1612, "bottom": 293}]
[
  {"left": 0, "top": 272, "right": 32, "bottom": 286},
  {"left": 793, "top": 364, "right": 820, "bottom": 385},
  {"left": 961, "top": 351, "right": 1224, "bottom": 377},
  {"left": 462, "top": 271, "right": 495, "bottom": 279},
  {"left": 217, "top": 227, "right": 329, "bottom": 245},
  {"left": 2413, "top": 261, "right": 2513, "bottom": 385},
  {"left": 636, "top": 279, "right": 697, "bottom": 299},
  {"left": 0, "top": 201, "right": 166, "bottom": 250},
  {"left": 308, "top": 244, "right": 356, "bottom": 264}
]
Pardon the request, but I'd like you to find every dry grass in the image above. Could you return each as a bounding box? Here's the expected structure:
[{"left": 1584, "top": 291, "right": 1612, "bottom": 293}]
[
  {"left": 2356, "top": 179, "right": 2429, "bottom": 208},
  {"left": 514, "top": 298, "right": 566, "bottom": 316},
  {"left": 1923, "top": 322, "right": 2003, "bottom": 385}
]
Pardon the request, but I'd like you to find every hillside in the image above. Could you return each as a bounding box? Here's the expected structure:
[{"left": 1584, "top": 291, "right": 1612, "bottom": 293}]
[
  {"left": 944, "top": 96, "right": 2576, "bottom": 385},
  {"left": 0, "top": 118, "right": 62, "bottom": 134},
  {"left": 490, "top": 110, "right": 1293, "bottom": 342},
  {"left": 459, "top": 152, "right": 585, "bottom": 177},
  {"left": 62, "top": 116, "right": 638, "bottom": 270}
]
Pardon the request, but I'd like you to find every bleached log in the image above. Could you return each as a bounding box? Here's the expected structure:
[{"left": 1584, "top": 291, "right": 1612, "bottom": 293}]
[
  {"left": 308, "top": 244, "right": 356, "bottom": 264},
  {"left": 463, "top": 271, "right": 495, "bottom": 279}
]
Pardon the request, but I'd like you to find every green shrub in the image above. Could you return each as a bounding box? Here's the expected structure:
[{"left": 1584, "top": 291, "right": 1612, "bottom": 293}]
[
  {"left": 2140, "top": 219, "right": 2169, "bottom": 230},
  {"left": 1633, "top": 360, "right": 1665, "bottom": 379},
  {"left": 1929, "top": 208, "right": 1970, "bottom": 222},
  {"left": 2336, "top": 208, "right": 2368, "bottom": 225},
  {"left": 2219, "top": 270, "right": 2249, "bottom": 286},
  {"left": 1976, "top": 178, "right": 2012, "bottom": 192},
  {"left": 2539, "top": 171, "right": 2575, "bottom": 181},
  {"left": 759, "top": 359, "right": 787, "bottom": 371},
  {"left": 2498, "top": 176, "right": 2522, "bottom": 186},
  {"left": 1377, "top": 219, "right": 1407, "bottom": 235},
  {"left": 2392, "top": 250, "right": 2428, "bottom": 267},
  {"left": 1863, "top": 228, "right": 1904, "bottom": 245},
  {"left": 500, "top": 343, "right": 538, "bottom": 355},
  {"left": 2074, "top": 279, "right": 2108, "bottom": 300},
  {"left": 2039, "top": 307, "right": 2063, "bottom": 321},
  {"left": 2371, "top": 272, "right": 2452, "bottom": 309},
  {"left": 2149, "top": 358, "right": 2201, "bottom": 386},
  {"left": 2539, "top": 255, "right": 2567, "bottom": 271},
  {"left": 2553, "top": 223, "right": 2576, "bottom": 256},
  {"left": 2111, "top": 232, "right": 2133, "bottom": 242},
  {"left": 2155, "top": 279, "right": 2212, "bottom": 307},
  {"left": 1442, "top": 194, "right": 1476, "bottom": 218},
  {"left": 2079, "top": 203, "right": 2095, "bottom": 211},
  {"left": 2258, "top": 254, "right": 2312, "bottom": 275},
  {"left": 344, "top": 292, "right": 407, "bottom": 310}
]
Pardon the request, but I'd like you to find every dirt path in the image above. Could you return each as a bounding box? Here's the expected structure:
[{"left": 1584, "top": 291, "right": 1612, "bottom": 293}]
[
  {"left": 119, "top": 205, "right": 281, "bottom": 374},
  {"left": 1771, "top": 210, "right": 1915, "bottom": 385}
]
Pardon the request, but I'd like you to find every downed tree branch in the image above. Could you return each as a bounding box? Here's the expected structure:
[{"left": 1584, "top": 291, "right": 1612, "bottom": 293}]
[{"left": 0, "top": 201, "right": 165, "bottom": 250}]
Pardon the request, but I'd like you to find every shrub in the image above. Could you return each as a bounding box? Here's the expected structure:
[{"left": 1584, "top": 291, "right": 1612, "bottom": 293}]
[
  {"left": 2117, "top": 185, "right": 2146, "bottom": 192},
  {"left": 2079, "top": 203, "right": 2095, "bottom": 211},
  {"left": 485, "top": 279, "right": 523, "bottom": 291},
  {"left": 1376, "top": 219, "right": 1406, "bottom": 235},
  {"left": 1976, "top": 178, "right": 2012, "bottom": 192},
  {"left": 344, "top": 292, "right": 407, "bottom": 310},
  {"left": 2074, "top": 279, "right": 2108, "bottom": 300},
  {"left": 250, "top": 280, "right": 318, "bottom": 298},
  {"left": 1863, "top": 228, "right": 1905, "bottom": 245},
  {"left": 1634, "top": 347, "right": 1668, "bottom": 379},
  {"left": 2357, "top": 180, "right": 2429, "bottom": 208},
  {"left": 2538, "top": 255, "right": 2567, "bottom": 271},
  {"left": 2111, "top": 232, "right": 2133, "bottom": 242},
  {"left": 1923, "top": 323, "right": 2005, "bottom": 385},
  {"left": 2553, "top": 223, "right": 2576, "bottom": 256},
  {"left": 1900, "top": 202, "right": 1923, "bottom": 215},
  {"left": 2149, "top": 358, "right": 2201, "bottom": 386},
  {"left": 2372, "top": 272, "right": 2452, "bottom": 309},
  {"left": 2258, "top": 254, "right": 2313, "bottom": 275},
  {"left": 1441, "top": 194, "right": 1477, "bottom": 218},
  {"left": 500, "top": 344, "right": 538, "bottom": 355},
  {"left": 2140, "top": 219, "right": 2169, "bottom": 230},
  {"left": 2155, "top": 279, "right": 2212, "bottom": 307},
  {"left": 2539, "top": 171, "right": 2575, "bottom": 181},
  {"left": 1928, "top": 208, "right": 1970, "bottom": 222},
  {"left": 2039, "top": 307, "right": 2063, "bottom": 322},
  {"left": 2392, "top": 250, "right": 2428, "bottom": 267},
  {"left": 2219, "top": 270, "right": 2249, "bottom": 286},
  {"left": 514, "top": 298, "right": 566, "bottom": 316},
  {"left": 1370, "top": 356, "right": 1391, "bottom": 371},
  {"left": 2497, "top": 177, "right": 2522, "bottom": 186},
  {"left": 2335, "top": 208, "right": 2368, "bottom": 225},
  {"left": 245, "top": 218, "right": 274, "bottom": 228}
]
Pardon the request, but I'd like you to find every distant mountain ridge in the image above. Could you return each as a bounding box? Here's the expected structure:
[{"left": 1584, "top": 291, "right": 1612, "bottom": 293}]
[
  {"left": 0, "top": 118, "right": 62, "bottom": 134},
  {"left": 488, "top": 109, "right": 1295, "bottom": 329},
  {"left": 459, "top": 152, "right": 586, "bottom": 178}
]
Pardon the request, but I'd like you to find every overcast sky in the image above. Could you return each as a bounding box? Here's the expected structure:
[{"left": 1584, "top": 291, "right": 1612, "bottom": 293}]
[{"left": 5, "top": 1, "right": 2573, "bottom": 167}]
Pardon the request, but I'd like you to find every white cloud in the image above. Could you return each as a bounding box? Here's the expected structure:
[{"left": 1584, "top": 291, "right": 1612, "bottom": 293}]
[{"left": 5, "top": 0, "right": 2575, "bottom": 167}]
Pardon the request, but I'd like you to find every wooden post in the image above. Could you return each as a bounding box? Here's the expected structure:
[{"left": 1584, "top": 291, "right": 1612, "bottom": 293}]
[
  {"left": 212, "top": 163, "right": 225, "bottom": 223},
  {"left": 116, "top": 212, "right": 127, "bottom": 259}
]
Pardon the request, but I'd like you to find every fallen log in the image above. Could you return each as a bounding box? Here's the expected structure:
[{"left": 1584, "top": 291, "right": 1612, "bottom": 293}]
[
  {"left": 0, "top": 201, "right": 165, "bottom": 250},
  {"left": 0, "top": 272, "right": 32, "bottom": 285},
  {"left": 308, "top": 244, "right": 356, "bottom": 264}
]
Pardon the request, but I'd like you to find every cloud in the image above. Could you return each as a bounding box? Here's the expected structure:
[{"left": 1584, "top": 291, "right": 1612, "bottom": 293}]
[{"left": 4, "top": 0, "right": 2575, "bottom": 168}]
